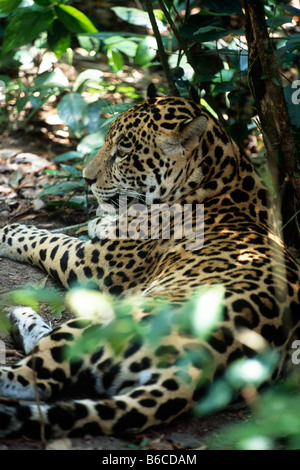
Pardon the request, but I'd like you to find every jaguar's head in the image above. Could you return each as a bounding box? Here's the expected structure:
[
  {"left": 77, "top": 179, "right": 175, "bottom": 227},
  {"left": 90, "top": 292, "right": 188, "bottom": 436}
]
[{"left": 83, "top": 85, "right": 208, "bottom": 209}]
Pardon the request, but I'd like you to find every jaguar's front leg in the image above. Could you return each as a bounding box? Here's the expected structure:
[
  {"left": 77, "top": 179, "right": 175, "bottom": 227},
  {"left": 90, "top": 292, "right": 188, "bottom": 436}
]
[
  {"left": 9, "top": 306, "right": 53, "bottom": 354},
  {"left": 0, "top": 223, "right": 103, "bottom": 289}
]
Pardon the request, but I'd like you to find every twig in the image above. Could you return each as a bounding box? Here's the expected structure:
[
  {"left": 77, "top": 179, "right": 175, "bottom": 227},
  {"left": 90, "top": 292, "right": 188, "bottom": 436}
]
[
  {"left": 50, "top": 222, "right": 88, "bottom": 234},
  {"left": 157, "top": 0, "right": 191, "bottom": 64},
  {"left": 282, "top": 208, "right": 300, "bottom": 231},
  {"left": 5, "top": 349, "right": 24, "bottom": 359},
  {"left": 0, "top": 288, "right": 13, "bottom": 295},
  {"left": 155, "top": 0, "right": 227, "bottom": 125}
]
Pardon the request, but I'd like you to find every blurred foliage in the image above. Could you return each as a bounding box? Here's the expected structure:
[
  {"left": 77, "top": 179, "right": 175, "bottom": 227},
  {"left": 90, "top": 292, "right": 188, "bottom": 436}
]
[
  {"left": 208, "top": 374, "right": 300, "bottom": 450},
  {"left": 1, "top": 0, "right": 300, "bottom": 450},
  {"left": 2, "top": 284, "right": 299, "bottom": 450}
]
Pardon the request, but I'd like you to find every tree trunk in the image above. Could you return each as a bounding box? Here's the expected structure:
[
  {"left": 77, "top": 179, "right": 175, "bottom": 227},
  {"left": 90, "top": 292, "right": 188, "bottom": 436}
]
[{"left": 244, "top": 0, "right": 300, "bottom": 208}]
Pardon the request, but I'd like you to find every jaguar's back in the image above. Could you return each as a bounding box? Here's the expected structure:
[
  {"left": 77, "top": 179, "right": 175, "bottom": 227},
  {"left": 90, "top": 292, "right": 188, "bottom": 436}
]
[{"left": 0, "top": 86, "right": 299, "bottom": 439}]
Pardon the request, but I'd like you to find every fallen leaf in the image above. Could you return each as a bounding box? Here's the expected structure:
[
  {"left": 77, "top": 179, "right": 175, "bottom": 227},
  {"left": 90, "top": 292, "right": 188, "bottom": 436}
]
[
  {"left": 15, "top": 153, "right": 50, "bottom": 172},
  {"left": 46, "top": 438, "right": 72, "bottom": 450},
  {"left": 33, "top": 198, "right": 45, "bottom": 211},
  {"left": 8, "top": 169, "right": 23, "bottom": 189},
  {"left": 0, "top": 148, "right": 21, "bottom": 160}
]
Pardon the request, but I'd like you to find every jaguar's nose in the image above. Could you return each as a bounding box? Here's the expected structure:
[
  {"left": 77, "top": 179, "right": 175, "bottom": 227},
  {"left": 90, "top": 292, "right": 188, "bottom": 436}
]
[{"left": 84, "top": 177, "right": 97, "bottom": 186}]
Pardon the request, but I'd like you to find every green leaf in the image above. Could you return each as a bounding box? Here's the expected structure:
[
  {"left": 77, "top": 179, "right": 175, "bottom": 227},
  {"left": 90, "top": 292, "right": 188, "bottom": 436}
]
[
  {"left": 60, "top": 164, "right": 81, "bottom": 177},
  {"left": 34, "top": 69, "right": 69, "bottom": 90},
  {"left": 276, "top": 45, "right": 299, "bottom": 61},
  {"left": 1, "top": 8, "right": 54, "bottom": 56},
  {"left": 135, "top": 36, "right": 157, "bottom": 66},
  {"left": 228, "top": 90, "right": 247, "bottom": 104},
  {"left": 271, "top": 77, "right": 281, "bottom": 87},
  {"left": 55, "top": 4, "right": 98, "bottom": 34},
  {"left": 73, "top": 69, "right": 104, "bottom": 93},
  {"left": 77, "top": 131, "right": 106, "bottom": 155},
  {"left": 100, "top": 102, "right": 134, "bottom": 115},
  {"left": 100, "top": 115, "right": 119, "bottom": 128},
  {"left": 112, "top": 6, "right": 165, "bottom": 30},
  {"left": 196, "top": 379, "right": 234, "bottom": 415},
  {"left": 53, "top": 151, "right": 85, "bottom": 162},
  {"left": 57, "top": 93, "right": 89, "bottom": 138},
  {"left": 226, "top": 352, "right": 278, "bottom": 389},
  {"left": 212, "top": 81, "right": 235, "bottom": 95},
  {"left": 193, "top": 74, "right": 218, "bottom": 83},
  {"left": 11, "top": 49, "right": 34, "bottom": 66},
  {"left": 283, "top": 34, "right": 300, "bottom": 52},
  {"left": 34, "top": 0, "right": 54, "bottom": 5},
  {"left": 213, "top": 68, "right": 235, "bottom": 82},
  {"left": 39, "top": 180, "right": 85, "bottom": 197},
  {"left": 0, "top": 0, "right": 22, "bottom": 14},
  {"left": 77, "top": 34, "right": 100, "bottom": 54},
  {"left": 194, "top": 25, "right": 226, "bottom": 34},
  {"left": 169, "top": 53, "right": 195, "bottom": 81},
  {"left": 226, "top": 120, "right": 249, "bottom": 142},
  {"left": 104, "top": 36, "right": 138, "bottom": 58},
  {"left": 87, "top": 101, "right": 106, "bottom": 134},
  {"left": 266, "top": 16, "right": 292, "bottom": 28},
  {"left": 0, "top": 74, "right": 11, "bottom": 86},
  {"left": 16, "top": 95, "right": 31, "bottom": 112},
  {"left": 280, "top": 4, "right": 300, "bottom": 17},
  {"left": 106, "top": 48, "right": 124, "bottom": 73},
  {"left": 10, "top": 288, "right": 64, "bottom": 316},
  {"left": 47, "top": 19, "right": 71, "bottom": 59},
  {"left": 200, "top": 0, "right": 243, "bottom": 15},
  {"left": 180, "top": 23, "right": 230, "bottom": 44}
]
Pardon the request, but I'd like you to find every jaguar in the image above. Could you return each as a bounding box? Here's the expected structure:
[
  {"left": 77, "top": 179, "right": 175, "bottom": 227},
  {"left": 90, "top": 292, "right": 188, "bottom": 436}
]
[{"left": 0, "top": 84, "right": 299, "bottom": 439}]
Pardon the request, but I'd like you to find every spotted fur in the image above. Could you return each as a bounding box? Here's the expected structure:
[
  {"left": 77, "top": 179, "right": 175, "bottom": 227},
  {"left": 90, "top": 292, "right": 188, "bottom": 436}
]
[{"left": 0, "top": 86, "right": 299, "bottom": 439}]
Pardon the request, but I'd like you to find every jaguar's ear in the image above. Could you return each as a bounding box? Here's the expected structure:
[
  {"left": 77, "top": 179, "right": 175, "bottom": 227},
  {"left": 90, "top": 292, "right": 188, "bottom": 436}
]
[
  {"left": 181, "top": 116, "right": 208, "bottom": 147},
  {"left": 158, "top": 116, "right": 208, "bottom": 156},
  {"left": 147, "top": 83, "right": 163, "bottom": 99}
]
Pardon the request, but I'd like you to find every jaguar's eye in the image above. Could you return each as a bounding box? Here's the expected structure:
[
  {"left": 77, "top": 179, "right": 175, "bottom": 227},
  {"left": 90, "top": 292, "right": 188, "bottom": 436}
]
[
  {"left": 116, "top": 148, "right": 127, "bottom": 158},
  {"left": 114, "top": 147, "right": 129, "bottom": 163}
]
